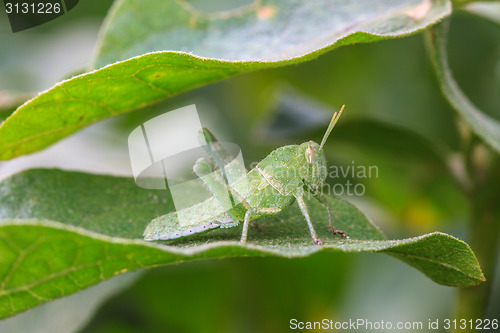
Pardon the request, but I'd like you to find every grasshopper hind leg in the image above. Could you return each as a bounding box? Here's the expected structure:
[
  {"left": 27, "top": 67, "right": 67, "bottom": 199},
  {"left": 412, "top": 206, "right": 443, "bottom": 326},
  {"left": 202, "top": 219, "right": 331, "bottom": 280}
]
[{"left": 329, "top": 227, "right": 346, "bottom": 238}]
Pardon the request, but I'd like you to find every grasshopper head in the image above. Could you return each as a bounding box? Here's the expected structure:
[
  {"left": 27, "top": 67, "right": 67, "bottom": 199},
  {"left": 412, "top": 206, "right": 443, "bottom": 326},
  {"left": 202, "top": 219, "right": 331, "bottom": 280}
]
[
  {"left": 298, "top": 105, "right": 345, "bottom": 193},
  {"left": 298, "top": 141, "right": 327, "bottom": 192}
]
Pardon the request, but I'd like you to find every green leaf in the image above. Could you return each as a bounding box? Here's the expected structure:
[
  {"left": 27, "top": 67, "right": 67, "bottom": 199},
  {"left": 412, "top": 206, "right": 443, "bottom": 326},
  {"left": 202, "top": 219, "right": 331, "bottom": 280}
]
[
  {"left": 0, "top": 272, "right": 140, "bottom": 333},
  {"left": 426, "top": 19, "right": 500, "bottom": 153},
  {"left": 0, "top": 169, "right": 485, "bottom": 319},
  {"left": 93, "top": 0, "right": 452, "bottom": 67},
  {"left": 0, "top": 0, "right": 452, "bottom": 160}
]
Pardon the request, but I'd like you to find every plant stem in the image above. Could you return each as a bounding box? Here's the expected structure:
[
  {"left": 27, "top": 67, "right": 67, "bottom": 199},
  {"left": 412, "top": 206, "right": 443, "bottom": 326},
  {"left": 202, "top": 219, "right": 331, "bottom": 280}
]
[
  {"left": 426, "top": 20, "right": 500, "bottom": 320},
  {"left": 457, "top": 154, "right": 500, "bottom": 318}
]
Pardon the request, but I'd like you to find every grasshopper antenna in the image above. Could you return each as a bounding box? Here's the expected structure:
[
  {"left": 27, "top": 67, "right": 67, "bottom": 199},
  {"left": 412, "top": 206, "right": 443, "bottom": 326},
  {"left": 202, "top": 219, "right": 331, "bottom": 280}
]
[{"left": 320, "top": 105, "right": 345, "bottom": 150}]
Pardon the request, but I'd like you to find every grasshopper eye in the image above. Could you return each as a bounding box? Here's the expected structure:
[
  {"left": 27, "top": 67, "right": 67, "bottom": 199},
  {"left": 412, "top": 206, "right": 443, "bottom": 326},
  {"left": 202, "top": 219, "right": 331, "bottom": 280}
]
[{"left": 305, "top": 145, "right": 314, "bottom": 164}]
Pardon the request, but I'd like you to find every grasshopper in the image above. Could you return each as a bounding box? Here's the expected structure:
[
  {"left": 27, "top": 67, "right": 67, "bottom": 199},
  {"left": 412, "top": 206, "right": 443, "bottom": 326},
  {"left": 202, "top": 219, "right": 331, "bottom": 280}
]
[{"left": 144, "top": 106, "right": 346, "bottom": 245}]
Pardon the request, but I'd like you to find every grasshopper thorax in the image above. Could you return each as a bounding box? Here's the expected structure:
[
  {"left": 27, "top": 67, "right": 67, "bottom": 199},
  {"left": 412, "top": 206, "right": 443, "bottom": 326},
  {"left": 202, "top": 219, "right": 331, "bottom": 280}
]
[{"left": 297, "top": 141, "right": 327, "bottom": 193}]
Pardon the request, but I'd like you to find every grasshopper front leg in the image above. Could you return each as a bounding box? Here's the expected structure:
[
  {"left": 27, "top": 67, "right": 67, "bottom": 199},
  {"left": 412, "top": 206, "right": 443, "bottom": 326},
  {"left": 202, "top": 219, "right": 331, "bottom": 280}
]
[
  {"left": 241, "top": 207, "right": 281, "bottom": 243},
  {"left": 295, "top": 196, "right": 323, "bottom": 245}
]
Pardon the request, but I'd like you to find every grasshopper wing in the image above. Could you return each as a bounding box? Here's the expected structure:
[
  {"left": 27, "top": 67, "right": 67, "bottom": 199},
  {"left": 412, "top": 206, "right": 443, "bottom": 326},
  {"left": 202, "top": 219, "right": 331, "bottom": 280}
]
[{"left": 143, "top": 197, "right": 236, "bottom": 240}]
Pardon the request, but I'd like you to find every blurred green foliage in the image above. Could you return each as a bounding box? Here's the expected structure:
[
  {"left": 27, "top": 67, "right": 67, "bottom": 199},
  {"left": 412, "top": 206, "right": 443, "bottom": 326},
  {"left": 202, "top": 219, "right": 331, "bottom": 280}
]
[
  {"left": 0, "top": 0, "right": 499, "bottom": 332},
  {"left": 83, "top": 10, "right": 499, "bottom": 331},
  {"left": 87, "top": 9, "right": 499, "bottom": 330}
]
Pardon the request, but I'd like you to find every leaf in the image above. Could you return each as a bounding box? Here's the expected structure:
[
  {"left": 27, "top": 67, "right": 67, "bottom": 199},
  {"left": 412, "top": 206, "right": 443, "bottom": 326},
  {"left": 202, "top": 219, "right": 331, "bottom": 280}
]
[
  {"left": 93, "top": 0, "right": 451, "bottom": 67},
  {"left": 0, "top": 169, "right": 485, "bottom": 319},
  {"left": 426, "top": 19, "right": 500, "bottom": 153},
  {"left": 0, "top": 272, "right": 140, "bottom": 333},
  {"left": 0, "top": 0, "right": 452, "bottom": 160}
]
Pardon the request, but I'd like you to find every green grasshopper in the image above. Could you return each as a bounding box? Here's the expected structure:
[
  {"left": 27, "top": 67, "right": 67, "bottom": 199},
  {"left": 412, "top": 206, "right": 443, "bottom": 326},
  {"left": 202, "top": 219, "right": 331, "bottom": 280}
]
[{"left": 144, "top": 106, "right": 346, "bottom": 245}]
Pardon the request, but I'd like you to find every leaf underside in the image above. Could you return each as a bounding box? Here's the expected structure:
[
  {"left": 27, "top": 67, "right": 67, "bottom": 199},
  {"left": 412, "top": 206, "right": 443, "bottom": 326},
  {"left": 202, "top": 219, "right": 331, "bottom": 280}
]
[
  {"left": 0, "top": 0, "right": 451, "bottom": 160},
  {"left": 0, "top": 169, "right": 485, "bottom": 319}
]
